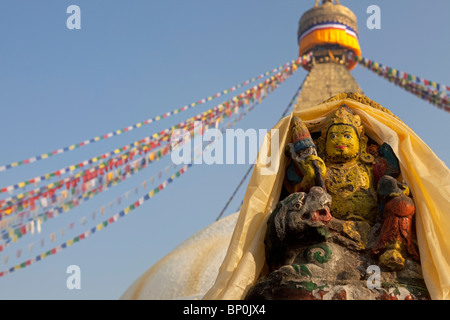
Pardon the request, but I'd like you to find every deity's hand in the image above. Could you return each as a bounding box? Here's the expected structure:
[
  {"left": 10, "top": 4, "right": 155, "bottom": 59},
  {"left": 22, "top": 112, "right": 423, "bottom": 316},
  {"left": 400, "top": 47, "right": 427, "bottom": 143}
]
[{"left": 298, "top": 155, "right": 326, "bottom": 191}]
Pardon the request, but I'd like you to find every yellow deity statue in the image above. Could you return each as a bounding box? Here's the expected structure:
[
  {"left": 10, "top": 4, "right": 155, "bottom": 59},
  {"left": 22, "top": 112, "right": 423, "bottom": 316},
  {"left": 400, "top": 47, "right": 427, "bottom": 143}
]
[
  {"left": 283, "top": 104, "right": 419, "bottom": 271},
  {"left": 293, "top": 105, "right": 379, "bottom": 224}
]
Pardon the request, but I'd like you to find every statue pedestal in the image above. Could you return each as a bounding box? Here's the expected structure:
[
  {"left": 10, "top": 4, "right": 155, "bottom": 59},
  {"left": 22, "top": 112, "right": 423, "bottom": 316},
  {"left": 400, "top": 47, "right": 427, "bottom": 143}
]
[{"left": 246, "top": 218, "right": 429, "bottom": 300}]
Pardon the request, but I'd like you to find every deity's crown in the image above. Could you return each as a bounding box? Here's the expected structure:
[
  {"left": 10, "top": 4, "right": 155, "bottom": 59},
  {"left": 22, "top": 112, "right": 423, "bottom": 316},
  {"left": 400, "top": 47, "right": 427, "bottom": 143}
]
[{"left": 321, "top": 104, "right": 363, "bottom": 138}]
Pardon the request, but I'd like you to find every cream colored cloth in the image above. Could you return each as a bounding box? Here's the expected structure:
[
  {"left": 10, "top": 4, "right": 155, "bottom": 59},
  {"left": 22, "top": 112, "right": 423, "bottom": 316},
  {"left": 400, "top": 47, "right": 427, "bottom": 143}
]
[{"left": 203, "top": 97, "right": 450, "bottom": 300}]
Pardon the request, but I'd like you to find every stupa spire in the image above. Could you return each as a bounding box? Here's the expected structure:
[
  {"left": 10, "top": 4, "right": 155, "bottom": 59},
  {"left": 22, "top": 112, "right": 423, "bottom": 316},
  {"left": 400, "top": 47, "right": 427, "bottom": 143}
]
[
  {"left": 298, "top": 0, "right": 360, "bottom": 70},
  {"left": 294, "top": 0, "right": 363, "bottom": 111}
]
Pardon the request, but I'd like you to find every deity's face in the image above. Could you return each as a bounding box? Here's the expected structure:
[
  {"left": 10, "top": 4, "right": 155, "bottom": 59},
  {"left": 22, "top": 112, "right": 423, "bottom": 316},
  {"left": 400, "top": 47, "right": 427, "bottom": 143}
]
[{"left": 325, "top": 124, "right": 360, "bottom": 163}]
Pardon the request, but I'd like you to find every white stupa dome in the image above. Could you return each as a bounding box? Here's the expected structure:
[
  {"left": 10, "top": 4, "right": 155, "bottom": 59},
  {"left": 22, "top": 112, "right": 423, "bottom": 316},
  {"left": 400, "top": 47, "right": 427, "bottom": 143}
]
[{"left": 120, "top": 212, "right": 238, "bottom": 300}]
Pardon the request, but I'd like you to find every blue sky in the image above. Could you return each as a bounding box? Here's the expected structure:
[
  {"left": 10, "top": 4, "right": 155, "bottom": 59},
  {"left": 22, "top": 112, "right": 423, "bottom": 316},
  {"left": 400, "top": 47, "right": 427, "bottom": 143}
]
[{"left": 0, "top": 0, "right": 448, "bottom": 299}]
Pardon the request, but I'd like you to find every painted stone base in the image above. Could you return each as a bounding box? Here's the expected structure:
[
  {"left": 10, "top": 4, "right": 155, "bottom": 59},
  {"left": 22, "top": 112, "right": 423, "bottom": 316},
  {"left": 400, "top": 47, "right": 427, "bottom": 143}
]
[
  {"left": 246, "top": 264, "right": 429, "bottom": 300},
  {"left": 246, "top": 217, "right": 429, "bottom": 300}
]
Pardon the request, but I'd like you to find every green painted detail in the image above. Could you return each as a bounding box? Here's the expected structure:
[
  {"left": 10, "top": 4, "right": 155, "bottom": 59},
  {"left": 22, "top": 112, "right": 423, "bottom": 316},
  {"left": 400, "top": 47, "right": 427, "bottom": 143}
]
[
  {"left": 292, "top": 264, "right": 313, "bottom": 278},
  {"left": 392, "top": 287, "right": 401, "bottom": 296},
  {"left": 298, "top": 281, "right": 328, "bottom": 292},
  {"left": 300, "top": 264, "right": 312, "bottom": 278},
  {"left": 304, "top": 243, "right": 332, "bottom": 264},
  {"left": 299, "top": 281, "right": 317, "bottom": 292},
  {"left": 317, "top": 226, "right": 330, "bottom": 239}
]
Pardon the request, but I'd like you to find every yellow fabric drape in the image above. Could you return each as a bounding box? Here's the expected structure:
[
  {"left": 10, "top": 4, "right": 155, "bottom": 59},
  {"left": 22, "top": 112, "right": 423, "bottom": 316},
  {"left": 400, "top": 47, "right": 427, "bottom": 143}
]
[{"left": 203, "top": 97, "right": 450, "bottom": 300}]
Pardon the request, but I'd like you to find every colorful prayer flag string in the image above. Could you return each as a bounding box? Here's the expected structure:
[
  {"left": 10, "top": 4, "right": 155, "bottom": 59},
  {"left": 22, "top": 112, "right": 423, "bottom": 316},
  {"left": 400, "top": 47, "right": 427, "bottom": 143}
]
[
  {"left": 0, "top": 54, "right": 311, "bottom": 173},
  {"left": 0, "top": 113, "right": 218, "bottom": 212},
  {"left": 0, "top": 100, "right": 261, "bottom": 272},
  {"left": 0, "top": 105, "right": 232, "bottom": 211},
  {"left": 0, "top": 157, "right": 180, "bottom": 256},
  {"left": 0, "top": 108, "right": 222, "bottom": 196},
  {"left": 351, "top": 54, "right": 450, "bottom": 113},
  {"left": 0, "top": 57, "right": 302, "bottom": 267},
  {"left": 1, "top": 78, "right": 282, "bottom": 243},
  {"left": 0, "top": 163, "right": 192, "bottom": 278},
  {"left": 1, "top": 153, "right": 157, "bottom": 244},
  {"left": 0, "top": 55, "right": 306, "bottom": 274},
  {"left": 0, "top": 60, "right": 303, "bottom": 205}
]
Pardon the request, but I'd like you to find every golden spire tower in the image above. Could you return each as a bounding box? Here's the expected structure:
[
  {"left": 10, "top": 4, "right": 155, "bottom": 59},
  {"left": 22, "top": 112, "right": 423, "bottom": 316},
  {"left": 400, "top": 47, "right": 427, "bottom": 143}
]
[{"left": 295, "top": 0, "right": 363, "bottom": 111}]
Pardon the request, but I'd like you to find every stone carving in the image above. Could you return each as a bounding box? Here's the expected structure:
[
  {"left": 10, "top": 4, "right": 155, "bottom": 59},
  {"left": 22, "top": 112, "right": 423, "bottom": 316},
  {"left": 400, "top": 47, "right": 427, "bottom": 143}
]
[
  {"left": 246, "top": 105, "right": 428, "bottom": 300},
  {"left": 246, "top": 187, "right": 428, "bottom": 300},
  {"left": 264, "top": 187, "right": 332, "bottom": 273}
]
